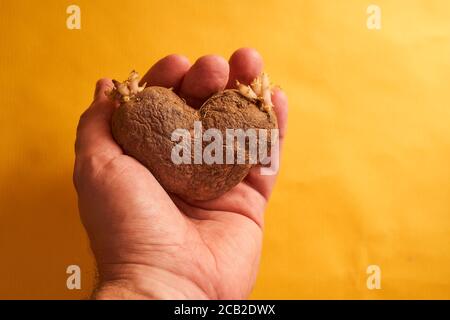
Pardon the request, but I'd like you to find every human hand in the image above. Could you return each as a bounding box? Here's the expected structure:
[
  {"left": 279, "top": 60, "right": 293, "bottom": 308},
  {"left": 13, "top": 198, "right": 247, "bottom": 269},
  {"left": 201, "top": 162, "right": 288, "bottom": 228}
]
[{"left": 73, "top": 48, "right": 288, "bottom": 299}]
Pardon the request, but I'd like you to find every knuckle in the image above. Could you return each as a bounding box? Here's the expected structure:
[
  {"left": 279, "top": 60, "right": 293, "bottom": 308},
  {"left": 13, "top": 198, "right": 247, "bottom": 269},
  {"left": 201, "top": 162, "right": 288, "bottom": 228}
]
[
  {"left": 73, "top": 153, "right": 110, "bottom": 190},
  {"left": 74, "top": 110, "right": 91, "bottom": 154},
  {"left": 96, "top": 78, "right": 111, "bottom": 87},
  {"left": 76, "top": 109, "right": 90, "bottom": 136}
]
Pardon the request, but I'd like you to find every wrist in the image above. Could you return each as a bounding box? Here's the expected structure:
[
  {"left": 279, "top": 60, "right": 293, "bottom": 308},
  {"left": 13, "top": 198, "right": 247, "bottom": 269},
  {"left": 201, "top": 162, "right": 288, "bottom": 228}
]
[
  {"left": 93, "top": 279, "right": 155, "bottom": 300},
  {"left": 93, "top": 264, "right": 211, "bottom": 300}
]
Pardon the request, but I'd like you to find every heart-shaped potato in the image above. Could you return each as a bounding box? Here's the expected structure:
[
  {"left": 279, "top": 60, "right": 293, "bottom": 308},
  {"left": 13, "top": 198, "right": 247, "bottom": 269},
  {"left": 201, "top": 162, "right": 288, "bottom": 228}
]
[{"left": 110, "top": 71, "right": 278, "bottom": 201}]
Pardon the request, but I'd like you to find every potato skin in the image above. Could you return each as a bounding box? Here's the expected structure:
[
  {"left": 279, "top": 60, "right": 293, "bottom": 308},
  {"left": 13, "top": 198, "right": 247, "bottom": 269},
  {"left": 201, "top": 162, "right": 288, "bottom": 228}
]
[{"left": 112, "top": 86, "right": 277, "bottom": 201}]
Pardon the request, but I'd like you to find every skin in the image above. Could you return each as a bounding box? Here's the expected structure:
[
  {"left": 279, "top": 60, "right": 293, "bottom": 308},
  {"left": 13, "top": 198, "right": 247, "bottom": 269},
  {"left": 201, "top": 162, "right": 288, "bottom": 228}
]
[{"left": 73, "top": 48, "right": 288, "bottom": 299}]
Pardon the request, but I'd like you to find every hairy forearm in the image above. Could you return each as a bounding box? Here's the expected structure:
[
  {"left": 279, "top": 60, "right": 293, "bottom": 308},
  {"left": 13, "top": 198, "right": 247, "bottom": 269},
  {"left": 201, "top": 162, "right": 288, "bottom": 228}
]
[
  {"left": 93, "top": 264, "right": 211, "bottom": 300},
  {"left": 93, "top": 280, "right": 154, "bottom": 300}
]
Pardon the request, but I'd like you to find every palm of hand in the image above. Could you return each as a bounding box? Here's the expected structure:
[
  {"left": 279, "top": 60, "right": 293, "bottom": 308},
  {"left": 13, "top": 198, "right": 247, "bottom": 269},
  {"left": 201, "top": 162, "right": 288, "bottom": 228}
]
[{"left": 74, "top": 49, "right": 287, "bottom": 299}]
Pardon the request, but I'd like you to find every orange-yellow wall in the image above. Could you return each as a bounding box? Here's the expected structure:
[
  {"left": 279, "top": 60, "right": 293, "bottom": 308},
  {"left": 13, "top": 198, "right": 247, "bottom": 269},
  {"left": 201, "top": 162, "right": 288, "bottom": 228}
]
[{"left": 0, "top": 0, "right": 449, "bottom": 299}]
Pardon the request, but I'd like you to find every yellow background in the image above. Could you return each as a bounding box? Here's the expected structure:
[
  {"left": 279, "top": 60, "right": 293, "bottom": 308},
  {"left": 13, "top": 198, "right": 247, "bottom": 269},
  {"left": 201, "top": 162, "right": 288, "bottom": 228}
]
[{"left": 0, "top": 0, "right": 449, "bottom": 299}]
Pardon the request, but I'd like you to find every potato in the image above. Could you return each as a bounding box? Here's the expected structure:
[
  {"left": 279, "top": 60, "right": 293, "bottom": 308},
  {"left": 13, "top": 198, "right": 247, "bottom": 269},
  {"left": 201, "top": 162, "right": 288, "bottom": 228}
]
[{"left": 110, "top": 71, "right": 278, "bottom": 201}]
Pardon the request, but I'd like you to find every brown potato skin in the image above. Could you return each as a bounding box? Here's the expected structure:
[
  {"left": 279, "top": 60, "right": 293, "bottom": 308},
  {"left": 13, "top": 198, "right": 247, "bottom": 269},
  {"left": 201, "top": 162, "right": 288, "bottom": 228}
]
[{"left": 112, "top": 86, "right": 277, "bottom": 201}]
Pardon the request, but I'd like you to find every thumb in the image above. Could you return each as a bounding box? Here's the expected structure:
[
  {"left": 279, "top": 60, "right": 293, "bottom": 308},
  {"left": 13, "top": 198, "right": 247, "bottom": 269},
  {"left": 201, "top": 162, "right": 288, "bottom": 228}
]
[{"left": 75, "top": 78, "right": 122, "bottom": 162}]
